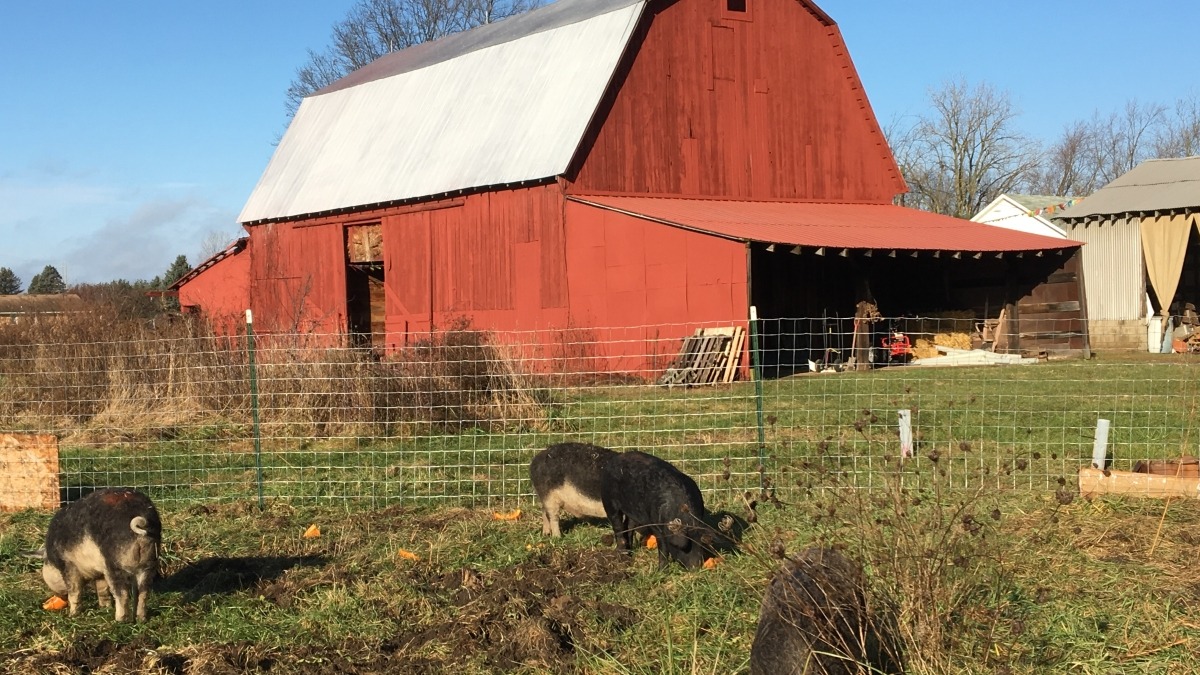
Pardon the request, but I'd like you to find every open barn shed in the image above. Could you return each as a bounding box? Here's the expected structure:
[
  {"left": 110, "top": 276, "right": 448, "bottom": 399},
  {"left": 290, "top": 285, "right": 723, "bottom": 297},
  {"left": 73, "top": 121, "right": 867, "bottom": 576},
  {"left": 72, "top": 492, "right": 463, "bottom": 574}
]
[
  {"left": 215, "top": 0, "right": 1087, "bottom": 377},
  {"left": 1055, "top": 156, "right": 1200, "bottom": 351}
]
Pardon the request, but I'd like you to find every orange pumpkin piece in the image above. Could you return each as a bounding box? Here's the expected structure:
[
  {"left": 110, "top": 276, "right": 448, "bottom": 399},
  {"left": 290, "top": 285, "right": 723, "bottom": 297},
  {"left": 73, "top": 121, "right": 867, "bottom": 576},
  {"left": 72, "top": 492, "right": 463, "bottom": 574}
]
[
  {"left": 644, "top": 534, "right": 657, "bottom": 549},
  {"left": 43, "top": 596, "right": 68, "bottom": 611},
  {"left": 302, "top": 524, "right": 321, "bottom": 538},
  {"left": 397, "top": 548, "right": 420, "bottom": 561},
  {"left": 703, "top": 557, "right": 721, "bottom": 569},
  {"left": 492, "top": 509, "right": 522, "bottom": 521}
]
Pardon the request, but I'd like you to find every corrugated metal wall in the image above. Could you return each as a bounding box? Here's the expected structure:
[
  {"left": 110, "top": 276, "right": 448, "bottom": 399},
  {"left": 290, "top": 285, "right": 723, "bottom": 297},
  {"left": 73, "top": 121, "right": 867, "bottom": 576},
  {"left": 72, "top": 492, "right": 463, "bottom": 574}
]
[
  {"left": 568, "top": 0, "right": 903, "bottom": 201},
  {"left": 1063, "top": 217, "right": 1145, "bottom": 321}
]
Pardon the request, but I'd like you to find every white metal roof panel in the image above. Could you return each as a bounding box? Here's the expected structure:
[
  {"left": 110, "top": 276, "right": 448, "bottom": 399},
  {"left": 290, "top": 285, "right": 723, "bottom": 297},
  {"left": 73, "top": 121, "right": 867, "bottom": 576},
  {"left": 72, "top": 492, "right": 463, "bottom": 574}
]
[{"left": 239, "top": 0, "right": 645, "bottom": 224}]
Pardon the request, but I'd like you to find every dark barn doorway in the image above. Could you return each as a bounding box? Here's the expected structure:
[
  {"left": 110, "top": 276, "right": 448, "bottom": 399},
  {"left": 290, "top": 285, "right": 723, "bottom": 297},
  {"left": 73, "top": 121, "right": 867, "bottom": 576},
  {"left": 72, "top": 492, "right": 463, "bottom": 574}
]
[
  {"left": 346, "top": 223, "right": 385, "bottom": 350},
  {"left": 748, "top": 243, "right": 1085, "bottom": 377}
]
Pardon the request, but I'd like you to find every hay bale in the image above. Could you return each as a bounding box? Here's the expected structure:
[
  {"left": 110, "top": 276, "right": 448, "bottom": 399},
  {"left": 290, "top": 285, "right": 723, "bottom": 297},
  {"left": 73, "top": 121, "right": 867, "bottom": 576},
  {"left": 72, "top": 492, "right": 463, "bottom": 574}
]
[{"left": 912, "top": 333, "right": 973, "bottom": 360}]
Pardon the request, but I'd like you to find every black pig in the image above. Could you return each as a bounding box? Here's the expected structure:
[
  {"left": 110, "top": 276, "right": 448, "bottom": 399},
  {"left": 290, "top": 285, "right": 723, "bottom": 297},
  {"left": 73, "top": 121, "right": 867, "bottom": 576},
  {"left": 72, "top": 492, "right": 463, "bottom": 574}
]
[
  {"left": 600, "top": 450, "right": 731, "bottom": 569},
  {"left": 530, "top": 442, "right": 617, "bottom": 537},
  {"left": 42, "top": 488, "right": 161, "bottom": 622},
  {"left": 750, "top": 547, "right": 902, "bottom": 674}
]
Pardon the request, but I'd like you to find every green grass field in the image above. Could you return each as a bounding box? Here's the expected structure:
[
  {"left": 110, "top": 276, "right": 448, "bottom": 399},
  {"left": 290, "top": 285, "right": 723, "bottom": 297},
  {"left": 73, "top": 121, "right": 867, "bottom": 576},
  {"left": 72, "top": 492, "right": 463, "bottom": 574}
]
[{"left": 3, "top": 355, "right": 1200, "bottom": 673}]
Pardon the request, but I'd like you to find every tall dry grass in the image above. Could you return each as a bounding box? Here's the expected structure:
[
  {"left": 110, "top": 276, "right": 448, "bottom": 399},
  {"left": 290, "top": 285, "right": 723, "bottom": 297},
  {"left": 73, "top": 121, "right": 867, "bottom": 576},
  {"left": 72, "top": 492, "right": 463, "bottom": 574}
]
[{"left": 0, "top": 312, "right": 553, "bottom": 442}]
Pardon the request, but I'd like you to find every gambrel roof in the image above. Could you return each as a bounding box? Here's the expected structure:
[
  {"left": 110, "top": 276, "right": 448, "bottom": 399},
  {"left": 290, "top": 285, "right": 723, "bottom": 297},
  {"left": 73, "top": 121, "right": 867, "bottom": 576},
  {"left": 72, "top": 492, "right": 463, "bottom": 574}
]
[{"left": 239, "top": 0, "right": 648, "bottom": 224}]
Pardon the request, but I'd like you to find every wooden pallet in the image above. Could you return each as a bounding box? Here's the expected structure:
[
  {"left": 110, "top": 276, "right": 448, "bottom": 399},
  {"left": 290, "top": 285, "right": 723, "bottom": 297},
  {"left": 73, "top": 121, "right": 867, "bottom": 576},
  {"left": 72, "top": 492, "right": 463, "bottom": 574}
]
[{"left": 659, "top": 326, "right": 745, "bottom": 386}]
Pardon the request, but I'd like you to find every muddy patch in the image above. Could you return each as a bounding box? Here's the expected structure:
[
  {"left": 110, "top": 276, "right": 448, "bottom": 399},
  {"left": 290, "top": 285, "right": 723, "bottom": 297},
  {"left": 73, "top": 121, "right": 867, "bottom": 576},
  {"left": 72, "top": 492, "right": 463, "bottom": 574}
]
[
  {"left": 3, "top": 547, "right": 636, "bottom": 674},
  {"left": 397, "top": 547, "right": 637, "bottom": 672}
]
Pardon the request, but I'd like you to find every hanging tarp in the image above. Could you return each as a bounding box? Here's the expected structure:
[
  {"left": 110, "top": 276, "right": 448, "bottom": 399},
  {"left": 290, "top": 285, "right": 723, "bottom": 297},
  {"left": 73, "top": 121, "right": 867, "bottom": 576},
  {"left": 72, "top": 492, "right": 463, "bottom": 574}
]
[{"left": 1139, "top": 213, "right": 1194, "bottom": 313}]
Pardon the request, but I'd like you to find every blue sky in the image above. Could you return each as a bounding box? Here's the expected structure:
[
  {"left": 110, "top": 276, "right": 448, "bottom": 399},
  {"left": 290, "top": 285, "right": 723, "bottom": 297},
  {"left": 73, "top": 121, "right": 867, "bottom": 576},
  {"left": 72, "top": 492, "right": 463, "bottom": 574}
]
[{"left": 1, "top": 0, "right": 1196, "bottom": 285}]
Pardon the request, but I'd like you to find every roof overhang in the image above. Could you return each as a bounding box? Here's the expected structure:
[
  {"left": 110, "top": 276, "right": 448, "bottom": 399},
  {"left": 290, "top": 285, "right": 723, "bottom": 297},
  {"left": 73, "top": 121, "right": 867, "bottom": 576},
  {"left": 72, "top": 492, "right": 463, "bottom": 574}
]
[
  {"left": 570, "top": 195, "right": 1083, "bottom": 254},
  {"left": 170, "top": 237, "right": 249, "bottom": 291},
  {"left": 1056, "top": 156, "right": 1200, "bottom": 220}
]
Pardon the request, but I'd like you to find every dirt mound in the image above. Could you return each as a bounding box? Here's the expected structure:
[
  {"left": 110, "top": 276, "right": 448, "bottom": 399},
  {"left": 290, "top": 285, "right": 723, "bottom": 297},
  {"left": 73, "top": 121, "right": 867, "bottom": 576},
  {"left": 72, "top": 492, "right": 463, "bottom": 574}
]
[
  {"left": 3, "top": 547, "right": 636, "bottom": 674},
  {"left": 397, "top": 547, "right": 637, "bottom": 672}
]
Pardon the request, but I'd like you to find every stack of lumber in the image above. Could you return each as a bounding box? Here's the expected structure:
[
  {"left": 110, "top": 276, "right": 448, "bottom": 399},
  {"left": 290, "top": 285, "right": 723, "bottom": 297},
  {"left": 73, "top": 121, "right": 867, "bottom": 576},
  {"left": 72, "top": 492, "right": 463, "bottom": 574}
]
[{"left": 659, "top": 327, "right": 745, "bottom": 386}]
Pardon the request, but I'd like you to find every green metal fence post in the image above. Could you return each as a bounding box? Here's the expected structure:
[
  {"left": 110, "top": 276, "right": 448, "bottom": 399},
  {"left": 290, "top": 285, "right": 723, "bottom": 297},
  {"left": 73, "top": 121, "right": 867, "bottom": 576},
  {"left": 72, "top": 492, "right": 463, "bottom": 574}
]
[
  {"left": 749, "top": 305, "right": 766, "bottom": 490},
  {"left": 246, "top": 309, "right": 264, "bottom": 509}
]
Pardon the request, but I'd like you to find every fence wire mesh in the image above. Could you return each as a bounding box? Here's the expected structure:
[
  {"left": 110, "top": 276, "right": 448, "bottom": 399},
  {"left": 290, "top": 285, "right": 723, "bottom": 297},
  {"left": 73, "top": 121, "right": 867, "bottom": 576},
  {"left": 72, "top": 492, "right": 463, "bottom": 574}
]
[{"left": 1, "top": 314, "right": 1198, "bottom": 509}]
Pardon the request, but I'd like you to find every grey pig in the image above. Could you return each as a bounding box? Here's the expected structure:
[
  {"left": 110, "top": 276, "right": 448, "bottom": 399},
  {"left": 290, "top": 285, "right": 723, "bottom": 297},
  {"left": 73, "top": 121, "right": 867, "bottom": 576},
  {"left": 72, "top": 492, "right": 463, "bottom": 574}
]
[
  {"left": 42, "top": 488, "right": 161, "bottom": 622},
  {"left": 529, "top": 442, "right": 618, "bottom": 537}
]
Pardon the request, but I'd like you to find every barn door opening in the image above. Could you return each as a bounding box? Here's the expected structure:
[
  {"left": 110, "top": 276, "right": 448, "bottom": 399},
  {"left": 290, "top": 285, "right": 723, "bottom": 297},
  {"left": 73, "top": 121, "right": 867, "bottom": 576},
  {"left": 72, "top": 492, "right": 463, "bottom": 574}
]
[{"left": 346, "top": 223, "right": 385, "bottom": 350}]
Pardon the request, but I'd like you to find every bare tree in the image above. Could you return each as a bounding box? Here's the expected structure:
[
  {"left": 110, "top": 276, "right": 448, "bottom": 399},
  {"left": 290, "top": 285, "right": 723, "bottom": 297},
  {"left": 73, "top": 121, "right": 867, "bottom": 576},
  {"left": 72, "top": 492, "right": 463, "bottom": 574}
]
[
  {"left": 1090, "top": 99, "right": 1166, "bottom": 184},
  {"left": 888, "top": 79, "right": 1040, "bottom": 219},
  {"left": 1026, "top": 121, "right": 1100, "bottom": 197},
  {"left": 286, "top": 0, "right": 538, "bottom": 117},
  {"left": 1153, "top": 92, "right": 1200, "bottom": 158},
  {"left": 196, "top": 230, "right": 241, "bottom": 262}
]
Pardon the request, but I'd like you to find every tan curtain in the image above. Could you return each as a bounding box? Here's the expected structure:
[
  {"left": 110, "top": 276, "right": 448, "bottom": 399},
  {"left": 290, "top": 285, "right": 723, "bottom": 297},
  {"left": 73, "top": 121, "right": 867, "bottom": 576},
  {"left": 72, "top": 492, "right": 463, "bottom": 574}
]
[{"left": 1140, "top": 214, "right": 1193, "bottom": 314}]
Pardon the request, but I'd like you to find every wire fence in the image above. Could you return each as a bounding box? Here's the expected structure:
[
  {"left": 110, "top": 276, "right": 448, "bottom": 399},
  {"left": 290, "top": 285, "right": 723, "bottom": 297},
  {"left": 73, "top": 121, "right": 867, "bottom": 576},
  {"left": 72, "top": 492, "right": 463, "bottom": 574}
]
[{"left": 2, "top": 313, "right": 1198, "bottom": 509}]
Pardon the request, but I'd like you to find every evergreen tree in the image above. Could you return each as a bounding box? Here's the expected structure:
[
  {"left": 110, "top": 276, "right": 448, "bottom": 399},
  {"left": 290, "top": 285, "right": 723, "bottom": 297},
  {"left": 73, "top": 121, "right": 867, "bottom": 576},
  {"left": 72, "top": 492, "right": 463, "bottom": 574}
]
[
  {"left": 161, "top": 255, "right": 192, "bottom": 289},
  {"left": 0, "top": 267, "right": 21, "bottom": 295},
  {"left": 27, "top": 265, "right": 66, "bottom": 294}
]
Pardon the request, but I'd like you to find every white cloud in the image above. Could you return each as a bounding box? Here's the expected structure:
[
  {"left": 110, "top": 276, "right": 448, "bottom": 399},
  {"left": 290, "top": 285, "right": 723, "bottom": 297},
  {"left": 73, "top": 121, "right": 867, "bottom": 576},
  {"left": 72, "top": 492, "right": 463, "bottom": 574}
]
[{"left": 0, "top": 168, "right": 241, "bottom": 285}]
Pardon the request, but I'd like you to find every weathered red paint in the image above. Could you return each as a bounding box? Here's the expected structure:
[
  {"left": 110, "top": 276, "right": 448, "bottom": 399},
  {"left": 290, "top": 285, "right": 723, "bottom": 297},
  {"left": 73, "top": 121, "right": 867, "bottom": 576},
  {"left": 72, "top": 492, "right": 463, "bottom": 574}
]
[
  {"left": 219, "top": 0, "right": 1081, "bottom": 374},
  {"left": 248, "top": 221, "right": 347, "bottom": 335},
  {"left": 233, "top": 0, "right": 903, "bottom": 374},
  {"left": 568, "top": 0, "right": 904, "bottom": 201},
  {"left": 175, "top": 239, "right": 251, "bottom": 336}
]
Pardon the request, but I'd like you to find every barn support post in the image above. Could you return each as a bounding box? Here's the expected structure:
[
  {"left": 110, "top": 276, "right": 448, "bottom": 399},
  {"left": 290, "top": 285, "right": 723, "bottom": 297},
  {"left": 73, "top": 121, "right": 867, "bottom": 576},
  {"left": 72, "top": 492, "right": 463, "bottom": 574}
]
[
  {"left": 750, "top": 305, "right": 766, "bottom": 490},
  {"left": 246, "top": 309, "right": 265, "bottom": 509}
]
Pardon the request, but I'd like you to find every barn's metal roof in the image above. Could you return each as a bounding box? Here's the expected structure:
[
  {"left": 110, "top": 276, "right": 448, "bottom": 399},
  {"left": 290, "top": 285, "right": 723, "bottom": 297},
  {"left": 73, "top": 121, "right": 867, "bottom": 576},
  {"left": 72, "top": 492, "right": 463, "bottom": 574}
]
[
  {"left": 570, "top": 196, "right": 1082, "bottom": 252},
  {"left": 239, "top": 0, "right": 646, "bottom": 224},
  {"left": 1056, "top": 156, "right": 1200, "bottom": 220}
]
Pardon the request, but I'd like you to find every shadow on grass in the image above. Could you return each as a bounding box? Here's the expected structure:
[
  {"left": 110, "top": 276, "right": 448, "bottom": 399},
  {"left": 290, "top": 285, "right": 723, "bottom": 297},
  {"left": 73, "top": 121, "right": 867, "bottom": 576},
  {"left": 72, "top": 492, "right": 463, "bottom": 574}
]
[
  {"left": 158, "top": 555, "right": 327, "bottom": 602},
  {"left": 557, "top": 516, "right": 610, "bottom": 536}
]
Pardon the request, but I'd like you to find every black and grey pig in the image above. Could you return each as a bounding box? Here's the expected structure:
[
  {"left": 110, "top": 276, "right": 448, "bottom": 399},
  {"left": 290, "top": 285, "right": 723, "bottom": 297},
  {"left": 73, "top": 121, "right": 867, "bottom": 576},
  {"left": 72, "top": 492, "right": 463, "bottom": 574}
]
[
  {"left": 600, "top": 450, "right": 731, "bottom": 569},
  {"left": 530, "top": 442, "right": 617, "bottom": 537},
  {"left": 42, "top": 488, "right": 161, "bottom": 622},
  {"left": 750, "top": 547, "right": 903, "bottom": 675}
]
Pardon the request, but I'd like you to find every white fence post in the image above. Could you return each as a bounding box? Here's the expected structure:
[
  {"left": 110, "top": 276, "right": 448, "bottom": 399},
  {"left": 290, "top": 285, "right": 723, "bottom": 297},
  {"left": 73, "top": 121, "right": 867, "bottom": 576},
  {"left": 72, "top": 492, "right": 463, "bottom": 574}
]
[{"left": 1092, "top": 418, "right": 1110, "bottom": 470}]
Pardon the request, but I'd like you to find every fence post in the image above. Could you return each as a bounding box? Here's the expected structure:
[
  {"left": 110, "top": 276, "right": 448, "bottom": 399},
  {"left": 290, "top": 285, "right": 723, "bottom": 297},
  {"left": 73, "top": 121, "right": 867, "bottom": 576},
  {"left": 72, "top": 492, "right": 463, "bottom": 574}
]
[
  {"left": 898, "top": 409, "right": 913, "bottom": 460},
  {"left": 1092, "top": 418, "right": 1110, "bottom": 470},
  {"left": 246, "top": 310, "right": 264, "bottom": 509},
  {"left": 750, "top": 306, "right": 766, "bottom": 490}
]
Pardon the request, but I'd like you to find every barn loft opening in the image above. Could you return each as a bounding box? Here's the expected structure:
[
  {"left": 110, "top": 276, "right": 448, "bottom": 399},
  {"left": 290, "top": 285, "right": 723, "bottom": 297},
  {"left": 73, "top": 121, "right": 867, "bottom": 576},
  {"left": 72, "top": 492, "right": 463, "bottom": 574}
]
[{"left": 345, "top": 223, "right": 385, "bottom": 350}]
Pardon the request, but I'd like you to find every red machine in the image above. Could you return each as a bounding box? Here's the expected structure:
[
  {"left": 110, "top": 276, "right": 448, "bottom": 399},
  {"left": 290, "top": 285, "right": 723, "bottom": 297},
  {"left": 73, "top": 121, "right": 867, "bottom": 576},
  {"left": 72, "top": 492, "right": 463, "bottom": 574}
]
[{"left": 879, "top": 331, "right": 913, "bottom": 364}]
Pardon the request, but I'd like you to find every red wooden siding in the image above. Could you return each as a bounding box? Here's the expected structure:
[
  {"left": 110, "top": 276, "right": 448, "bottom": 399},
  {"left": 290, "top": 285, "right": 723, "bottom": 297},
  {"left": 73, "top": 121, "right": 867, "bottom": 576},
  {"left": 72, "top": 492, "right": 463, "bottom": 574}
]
[
  {"left": 177, "top": 243, "right": 251, "bottom": 336},
  {"left": 380, "top": 183, "right": 570, "bottom": 348},
  {"left": 248, "top": 221, "right": 347, "bottom": 334},
  {"left": 563, "top": 200, "right": 749, "bottom": 372},
  {"left": 569, "top": 0, "right": 905, "bottom": 201}
]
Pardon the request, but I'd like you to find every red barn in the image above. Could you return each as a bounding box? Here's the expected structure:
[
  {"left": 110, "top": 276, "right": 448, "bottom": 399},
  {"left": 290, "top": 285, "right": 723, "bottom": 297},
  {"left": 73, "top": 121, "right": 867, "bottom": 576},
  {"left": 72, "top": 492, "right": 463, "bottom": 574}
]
[
  {"left": 171, "top": 237, "right": 251, "bottom": 336},
  {"left": 233, "top": 0, "right": 1085, "bottom": 373}
]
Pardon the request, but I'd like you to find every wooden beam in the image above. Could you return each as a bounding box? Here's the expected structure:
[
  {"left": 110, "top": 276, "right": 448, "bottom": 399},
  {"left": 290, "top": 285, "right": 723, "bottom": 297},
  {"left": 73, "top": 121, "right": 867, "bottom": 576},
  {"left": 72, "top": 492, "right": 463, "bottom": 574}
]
[{"left": 1078, "top": 466, "right": 1200, "bottom": 500}]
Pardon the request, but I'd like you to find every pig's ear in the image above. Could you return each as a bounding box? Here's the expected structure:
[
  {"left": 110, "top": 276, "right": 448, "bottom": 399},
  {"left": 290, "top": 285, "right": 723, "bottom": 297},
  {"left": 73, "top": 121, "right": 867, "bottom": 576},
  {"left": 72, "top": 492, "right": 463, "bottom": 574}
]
[{"left": 668, "top": 518, "right": 684, "bottom": 534}]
